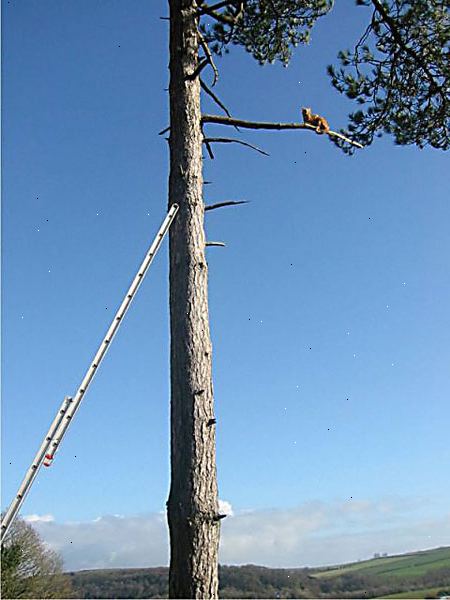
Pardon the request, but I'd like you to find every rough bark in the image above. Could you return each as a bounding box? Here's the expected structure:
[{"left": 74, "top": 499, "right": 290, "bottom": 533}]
[{"left": 167, "top": 1, "right": 220, "bottom": 598}]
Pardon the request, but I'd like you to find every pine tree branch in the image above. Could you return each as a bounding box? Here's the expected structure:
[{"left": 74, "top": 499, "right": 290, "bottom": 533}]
[
  {"left": 163, "top": 117, "right": 362, "bottom": 149},
  {"left": 204, "top": 139, "right": 215, "bottom": 159},
  {"left": 197, "top": 4, "right": 236, "bottom": 25},
  {"left": 198, "top": 1, "right": 244, "bottom": 23},
  {"left": 186, "top": 58, "right": 209, "bottom": 81},
  {"left": 203, "top": 136, "right": 269, "bottom": 156},
  {"left": 370, "top": 0, "right": 442, "bottom": 97},
  {"left": 200, "top": 79, "right": 232, "bottom": 118},
  {"left": 232, "top": 1, "right": 244, "bottom": 21},
  {"left": 205, "top": 200, "right": 248, "bottom": 211},
  {"left": 197, "top": 30, "right": 219, "bottom": 86},
  {"left": 198, "top": 1, "right": 237, "bottom": 14},
  {"left": 202, "top": 114, "right": 364, "bottom": 148},
  {"left": 203, "top": 114, "right": 313, "bottom": 130},
  {"left": 329, "top": 131, "right": 364, "bottom": 149}
]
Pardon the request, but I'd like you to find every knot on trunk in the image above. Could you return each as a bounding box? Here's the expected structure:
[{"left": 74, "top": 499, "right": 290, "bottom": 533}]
[{"left": 187, "top": 511, "right": 226, "bottom": 526}]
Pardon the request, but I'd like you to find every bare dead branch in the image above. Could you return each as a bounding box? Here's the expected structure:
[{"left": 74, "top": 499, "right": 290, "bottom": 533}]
[
  {"left": 229, "top": 1, "right": 244, "bottom": 22},
  {"left": 203, "top": 114, "right": 314, "bottom": 130},
  {"left": 205, "top": 200, "right": 248, "bottom": 211},
  {"left": 213, "top": 513, "right": 228, "bottom": 521},
  {"left": 162, "top": 118, "right": 361, "bottom": 148},
  {"left": 206, "top": 241, "right": 226, "bottom": 247},
  {"left": 200, "top": 79, "right": 232, "bottom": 118},
  {"left": 204, "top": 139, "right": 215, "bottom": 159},
  {"left": 198, "top": 5, "right": 236, "bottom": 25},
  {"left": 198, "top": 1, "right": 237, "bottom": 14},
  {"left": 197, "top": 30, "right": 219, "bottom": 86},
  {"left": 204, "top": 136, "right": 269, "bottom": 156},
  {"left": 202, "top": 114, "right": 364, "bottom": 148},
  {"left": 198, "top": 1, "right": 244, "bottom": 25},
  {"left": 186, "top": 58, "right": 209, "bottom": 81},
  {"left": 330, "top": 131, "right": 364, "bottom": 149}
]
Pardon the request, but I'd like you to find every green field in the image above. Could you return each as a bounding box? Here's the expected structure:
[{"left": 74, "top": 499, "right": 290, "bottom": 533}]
[
  {"left": 312, "top": 546, "right": 450, "bottom": 580},
  {"left": 378, "top": 587, "right": 449, "bottom": 599}
]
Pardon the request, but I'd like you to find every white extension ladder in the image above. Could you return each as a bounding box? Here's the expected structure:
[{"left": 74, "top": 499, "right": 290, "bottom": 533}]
[{"left": 1, "top": 204, "right": 179, "bottom": 544}]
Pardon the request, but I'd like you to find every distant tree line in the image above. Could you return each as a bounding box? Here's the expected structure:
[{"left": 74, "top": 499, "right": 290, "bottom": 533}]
[
  {"left": 68, "top": 567, "right": 169, "bottom": 599},
  {"left": 66, "top": 562, "right": 450, "bottom": 599}
]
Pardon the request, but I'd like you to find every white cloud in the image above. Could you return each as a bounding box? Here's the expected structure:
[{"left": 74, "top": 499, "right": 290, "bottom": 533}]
[
  {"left": 34, "top": 513, "right": 169, "bottom": 571},
  {"left": 29, "top": 499, "right": 450, "bottom": 572},
  {"left": 219, "top": 501, "right": 450, "bottom": 567},
  {"left": 219, "top": 499, "right": 234, "bottom": 517},
  {"left": 23, "top": 514, "right": 55, "bottom": 523}
]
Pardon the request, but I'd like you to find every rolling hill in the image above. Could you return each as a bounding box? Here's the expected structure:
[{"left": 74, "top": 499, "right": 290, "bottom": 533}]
[
  {"left": 312, "top": 546, "right": 450, "bottom": 580},
  {"left": 68, "top": 546, "right": 450, "bottom": 598}
]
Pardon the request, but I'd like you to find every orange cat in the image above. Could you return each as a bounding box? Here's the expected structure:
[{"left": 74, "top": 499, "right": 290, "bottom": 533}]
[{"left": 302, "top": 107, "right": 330, "bottom": 134}]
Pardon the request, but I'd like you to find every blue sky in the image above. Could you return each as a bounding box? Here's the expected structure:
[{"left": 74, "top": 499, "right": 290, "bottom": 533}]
[{"left": 2, "top": 0, "right": 449, "bottom": 569}]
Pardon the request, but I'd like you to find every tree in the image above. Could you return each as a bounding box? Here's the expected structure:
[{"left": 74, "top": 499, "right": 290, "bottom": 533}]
[
  {"left": 165, "top": 1, "right": 448, "bottom": 597},
  {"left": 1, "top": 541, "right": 24, "bottom": 598},
  {"left": 328, "top": 0, "right": 449, "bottom": 151},
  {"left": 0, "top": 517, "right": 73, "bottom": 599}
]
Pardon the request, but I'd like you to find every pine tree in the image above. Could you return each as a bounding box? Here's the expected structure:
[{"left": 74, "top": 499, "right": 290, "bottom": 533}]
[{"left": 165, "top": 1, "right": 448, "bottom": 597}]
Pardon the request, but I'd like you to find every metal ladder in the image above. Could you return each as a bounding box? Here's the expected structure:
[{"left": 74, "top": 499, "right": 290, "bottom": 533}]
[{"left": 1, "top": 204, "right": 179, "bottom": 544}]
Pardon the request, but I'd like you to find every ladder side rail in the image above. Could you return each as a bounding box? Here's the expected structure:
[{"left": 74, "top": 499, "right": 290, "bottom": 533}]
[
  {"left": 46, "top": 203, "right": 179, "bottom": 463},
  {"left": 1, "top": 396, "right": 72, "bottom": 543},
  {"left": 0, "top": 204, "right": 178, "bottom": 544}
]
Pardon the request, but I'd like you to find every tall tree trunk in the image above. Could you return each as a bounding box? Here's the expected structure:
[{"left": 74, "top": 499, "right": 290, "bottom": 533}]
[{"left": 167, "top": 1, "right": 220, "bottom": 598}]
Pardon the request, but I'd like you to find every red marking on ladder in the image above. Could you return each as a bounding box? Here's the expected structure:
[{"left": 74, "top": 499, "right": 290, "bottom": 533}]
[{"left": 43, "top": 454, "right": 54, "bottom": 467}]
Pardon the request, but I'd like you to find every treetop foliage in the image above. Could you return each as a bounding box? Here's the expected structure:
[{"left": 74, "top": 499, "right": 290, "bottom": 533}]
[
  {"left": 328, "top": 0, "right": 449, "bottom": 151},
  {"left": 199, "top": 0, "right": 333, "bottom": 65},
  {"left": 197, "top": 0, "right": 450, "bottom": 152}
]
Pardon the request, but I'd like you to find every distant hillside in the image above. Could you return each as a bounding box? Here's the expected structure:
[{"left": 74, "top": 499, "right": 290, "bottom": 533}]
[
  {"left": 313, "top": 547, "right": 450, "bottom": 580},
  {"left": 68, "top": 546, "right": 450, "bottom": 599},
  {"left": 310, "top": 547, "right": 450, "bottom": 600}
]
